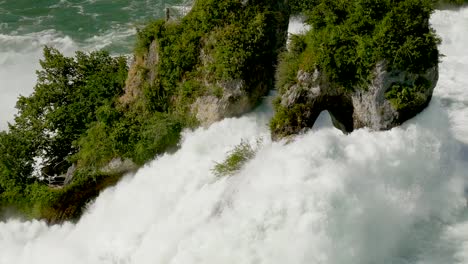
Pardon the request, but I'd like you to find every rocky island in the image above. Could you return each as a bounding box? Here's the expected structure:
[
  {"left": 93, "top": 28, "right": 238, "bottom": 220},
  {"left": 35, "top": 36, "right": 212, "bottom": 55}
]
[{"left": 271, "top": 0, "right": 440, "bottom": 139}]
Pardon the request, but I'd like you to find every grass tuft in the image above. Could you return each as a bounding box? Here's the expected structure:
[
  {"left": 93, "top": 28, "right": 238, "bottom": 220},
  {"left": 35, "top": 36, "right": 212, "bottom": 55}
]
[{"left": 213, "top": 139, "right": 261, "bottom": 177}]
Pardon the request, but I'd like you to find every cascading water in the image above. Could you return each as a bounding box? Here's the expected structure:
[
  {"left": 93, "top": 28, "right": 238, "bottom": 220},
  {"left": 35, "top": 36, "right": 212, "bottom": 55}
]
[{"left": 1, "top": 7, "right": 468, "bottom": 264}]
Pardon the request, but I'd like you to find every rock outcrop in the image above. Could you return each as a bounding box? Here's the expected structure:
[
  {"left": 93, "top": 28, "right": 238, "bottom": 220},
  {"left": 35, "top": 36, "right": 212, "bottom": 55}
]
[
  {"left": 121, "top": 0, "right": 290, "bottom": 127},
  {"left": 271, "top": 0, "right": 440, "bottom": 140},
  {"left": 120, "top": 41, "right": 160, "bottom": 105},
  {"left": 272, "top": 61, "right": 439, "bottom": 139},
  {"left": 100, "top": 157, "right": 138, "bottom": 175}
]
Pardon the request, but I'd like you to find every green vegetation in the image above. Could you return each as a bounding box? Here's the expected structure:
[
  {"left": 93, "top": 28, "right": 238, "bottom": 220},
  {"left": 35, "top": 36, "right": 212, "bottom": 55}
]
[
  {"left": 0, "top": 47, "right": 133, "bottom": 222},
  {"left": 0, "top": 0, "right": 289, "bottom": 222},
  {"left": 281, "top": 0, "right": 439, "bottom": 89},
  {"left": 270, "top": 101, "right": 311, "bottom": 138},
  {"left": 272, "top": 0, "right": 440, "bottom": 133},
  {"left": 213, "top": 139, "right": 259, "bottom": 177},
  {"left": 275, "top": 34, "right": 306, "bottom": 94},
  {"left": 0, "top": 46, "right": 188, "bottom": 222},
  {"left": 0, "top": 169, "right": 126, "bottom": 222},
  {"left": 13, "top": 47, "right": 128, "bottom": 176},
  {"left": 133, "top": 0, "right": 287, "bottom": 105},
  {"left": 385, "top": 76, "right": 431, "bottom": 110},
  {"left": 1, "top": 0, "right": 448, "bottom": 222}
]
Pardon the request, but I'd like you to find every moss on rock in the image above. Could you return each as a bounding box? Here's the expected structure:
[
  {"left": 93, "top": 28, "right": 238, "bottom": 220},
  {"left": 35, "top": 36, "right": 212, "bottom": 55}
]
[
  {"left": 124, "top": 0, "right": 290, "bottom": 126},
  {"left": 271, "top": 0, "right": 440, "bottom": 139}
]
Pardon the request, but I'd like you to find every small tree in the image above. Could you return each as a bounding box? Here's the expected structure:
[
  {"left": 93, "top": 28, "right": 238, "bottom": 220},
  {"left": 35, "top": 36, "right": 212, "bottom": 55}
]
[{"left": 12, "top": 47, "right": 128, "bottom": 177}]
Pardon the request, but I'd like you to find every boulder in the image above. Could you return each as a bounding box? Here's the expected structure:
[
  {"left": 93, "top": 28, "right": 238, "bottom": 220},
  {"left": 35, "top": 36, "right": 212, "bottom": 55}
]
[
  {"left": 100, "top": 157, "right": 138, "bottom": 175},
  {"left": 272, "top": 61, "right": 438, "bottom": 139}
]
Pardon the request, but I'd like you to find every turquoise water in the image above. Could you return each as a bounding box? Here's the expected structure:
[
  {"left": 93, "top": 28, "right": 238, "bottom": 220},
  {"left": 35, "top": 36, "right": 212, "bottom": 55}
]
[
  {"left": 0, "top": 0, "right": 185, "bottom": 52},
  {"left": 0, "top": 0, "right": 186, "bottom": 130}
]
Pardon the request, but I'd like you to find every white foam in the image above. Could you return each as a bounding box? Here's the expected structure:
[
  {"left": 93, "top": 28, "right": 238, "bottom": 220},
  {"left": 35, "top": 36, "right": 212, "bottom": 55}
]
[
  {"left": 83, "top": 26, "right": 136, "bottom": 51},
  {"left": 288, "top": 16, "right": 311, "bottom": 35},
  {"left": 432, "top": 7, "right": 468, "bottom": 143}
]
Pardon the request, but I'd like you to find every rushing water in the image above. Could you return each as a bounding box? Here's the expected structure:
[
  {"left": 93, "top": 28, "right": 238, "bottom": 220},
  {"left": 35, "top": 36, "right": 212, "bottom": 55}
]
[
  {"left": 0, "top": 0, "right": 186, "bottom": 130},
  {"left": 1, "top": 4, "right": 468, "bottom": 264}
]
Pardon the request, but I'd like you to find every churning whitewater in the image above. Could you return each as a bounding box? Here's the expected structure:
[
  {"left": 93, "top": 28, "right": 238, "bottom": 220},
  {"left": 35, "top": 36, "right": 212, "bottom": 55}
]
[{"left": 1, "top": 7, "right": 468, "bottom": 264}]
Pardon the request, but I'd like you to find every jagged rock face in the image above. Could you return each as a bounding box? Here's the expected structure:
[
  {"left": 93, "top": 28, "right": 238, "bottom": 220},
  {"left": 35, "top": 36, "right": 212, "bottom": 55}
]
[
  {"left": 191, "top": 79, "right": 252, "bottom": 125},
  {"left": 351, "top": 61, "right": 438, "bottom": 130},
  {"left": 192, "top": 1, "right": 290, "bottom": 126},
  {"left": 120, "top": 40, "right": 159, "bottom": 105},
  {"left": 272, "top": 61, "right": 438, "bottom": 139}
]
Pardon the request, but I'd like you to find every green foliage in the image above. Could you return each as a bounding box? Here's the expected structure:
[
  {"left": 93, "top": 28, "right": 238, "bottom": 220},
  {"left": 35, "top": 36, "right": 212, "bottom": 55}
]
[
  {"left": 213, "top": 139, "right": 258, "bottom": 177},
  {"left": 273, "top": 0, "right": 440, "bottom": 138},
  {"left": 132, "top": 112, "right": 185, "bottom": 165},
  {"left": 134, "top": 0, "right": 287, "bottom": 103},
  {"left": 0, "top": 130, "right": 35, "bottom": 192},
  {"left": 135, "top": 19, "right": 166, "bottom": 55},
  {"left": 385, "top": 77, "right": 430, "bottom": 110},
  {"left": 277, "top": 0, "right": 439, "bottom": 90},
  {"left": 275, "top": 35, "right": 305, "bottom": 93},
  {"left": 289, "top": 0, "right": 319, "bottom": 14},
  {"left": 0, "top": 47, "right": 130, "bottom": 221},
  {"left": 0, "top": 170, "right": 124, "bottom": 222},
  {"left": 13, "top": 46, "right": 128, "bottom": 176},
  {"left": 74, "top": 109, "right": 187, "bottom": 168},
  {"left": 373, "top": 0, "right": 440, "bottom": 73},
  {"left": 270, "top": 102, "right": 311, "bottom": 138},
  {"left": 73, "top": 122, "right": 116, "bottom": 169}
]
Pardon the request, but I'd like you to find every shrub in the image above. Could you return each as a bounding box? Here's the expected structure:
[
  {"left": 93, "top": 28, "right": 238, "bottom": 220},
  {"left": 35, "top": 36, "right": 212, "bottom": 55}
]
[
  {"left": 278, "top": 0, "right": 439, "bottom": 90},
  {"left": 213, "top": 139, "right": 259, "bottom": 177},
  {"left": 12, "top": 47, "right": 128, "bottom": 177},
  {"left": 385, "top": 77, "right": 431, "bottom": 110},
  {"left": 276, "top": 34, "right": 306, "bottom": 92}
]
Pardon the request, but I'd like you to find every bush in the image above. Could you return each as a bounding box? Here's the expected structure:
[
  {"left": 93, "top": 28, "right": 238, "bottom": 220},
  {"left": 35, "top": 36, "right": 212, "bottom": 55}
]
[
  {"left": 0, "top": 47, "right": 131, "bottom": 222},
  {"left": 132, "top": 113, "right": 184, "bottom": 165},
  {"left": 385, "top": 77, "right": 431, "bottom": 110},
  {"left": 278, "top": 0, "right": 439, "bottom": 90},
  {"left": 12, "top": 47, "right": 128, "bottom": 177},
  {"left": 1, "top": 170, "right": 125, "bottom": 222},
  {"left": 213, "top": 139, "right": 259, "bottom": 177},
  {"left": 276, "top": 34, "right": 306, "bottom": 92}
]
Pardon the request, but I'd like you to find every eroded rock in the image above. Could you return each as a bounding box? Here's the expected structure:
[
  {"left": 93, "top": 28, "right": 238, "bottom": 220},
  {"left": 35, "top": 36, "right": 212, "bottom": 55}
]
[{"left": 272, "top": 61, "right": 438, "bottom": 139}]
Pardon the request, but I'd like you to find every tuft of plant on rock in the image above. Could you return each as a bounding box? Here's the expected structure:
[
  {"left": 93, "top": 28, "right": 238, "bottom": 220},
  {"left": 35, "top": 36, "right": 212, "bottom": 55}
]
[{"left": 213, "top": 139, "right": 261, "bottom": 177}]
